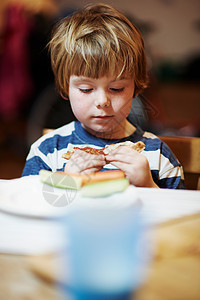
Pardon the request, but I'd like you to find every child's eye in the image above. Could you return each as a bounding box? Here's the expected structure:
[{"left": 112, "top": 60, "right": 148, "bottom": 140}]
[
  {"left": 79, "top": 88, "right": 93, "bottom": 93},
  {"left": 110, "top": 88, "right": 124, "bottom": 93}
]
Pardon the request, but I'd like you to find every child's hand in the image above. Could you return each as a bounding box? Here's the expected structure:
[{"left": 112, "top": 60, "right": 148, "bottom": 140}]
[
  {"left": 106, "top": 146, "right": 158, "bottom": 188},
  {"left": 64, "top": 149, "right": 106, "bottom": 174}
]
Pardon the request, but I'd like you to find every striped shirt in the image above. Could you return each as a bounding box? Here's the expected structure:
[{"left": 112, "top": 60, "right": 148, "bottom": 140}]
[{"left": 22, "top": 121, "right": 185, "bottom": 189}]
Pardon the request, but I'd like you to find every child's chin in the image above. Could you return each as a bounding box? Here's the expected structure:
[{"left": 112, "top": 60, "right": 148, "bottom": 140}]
[{"left": 85, "top": 125, "right": 114, "bottom": 138}]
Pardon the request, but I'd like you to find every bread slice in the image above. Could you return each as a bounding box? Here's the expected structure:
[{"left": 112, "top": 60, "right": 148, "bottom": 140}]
[
  {"left": 103, "top": 141, "right": 145, "bottom": 154},
  {"left": 62, "top": 141, "right": 145, "bottom": 160}
]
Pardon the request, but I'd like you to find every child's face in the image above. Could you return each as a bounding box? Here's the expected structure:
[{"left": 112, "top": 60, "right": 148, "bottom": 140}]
[{"left": 68, "top": 74, "right": 135, "bottom": 139}]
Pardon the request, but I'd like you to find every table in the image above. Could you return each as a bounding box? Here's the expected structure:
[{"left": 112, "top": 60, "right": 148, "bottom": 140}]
[{"left": 1, "top": 213, "right": 200, "bottom": 300}]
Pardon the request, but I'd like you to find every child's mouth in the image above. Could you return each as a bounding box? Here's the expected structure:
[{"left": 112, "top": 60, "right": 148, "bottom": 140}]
[{"left": 94, "top": 115, "right": 114, "bottom": 120}]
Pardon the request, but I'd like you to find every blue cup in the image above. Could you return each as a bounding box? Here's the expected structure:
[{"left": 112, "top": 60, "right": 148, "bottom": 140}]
[{"left": 60, "top": 207, "right": 149, "bottom": 300}]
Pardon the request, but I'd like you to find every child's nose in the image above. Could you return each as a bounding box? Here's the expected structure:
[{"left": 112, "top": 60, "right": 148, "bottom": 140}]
[{"left": 96, "top": 91, "right": 110, "bottom": 108}]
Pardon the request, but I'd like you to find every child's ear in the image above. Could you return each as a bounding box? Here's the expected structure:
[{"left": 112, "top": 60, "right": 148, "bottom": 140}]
[
  {"left": 61, "top": 93, "right": 69, "bottom": 100},
  {"left": 133, "top": 92, "right": 139, "bottom": 98},
  {"left": 133, "top": 85, "right": 139, "bottom": 98}
]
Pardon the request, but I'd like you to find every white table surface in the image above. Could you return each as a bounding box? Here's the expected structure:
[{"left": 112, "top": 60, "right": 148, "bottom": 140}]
[{"left": 0, "top": 176, "right": 199, "bottom": 255}]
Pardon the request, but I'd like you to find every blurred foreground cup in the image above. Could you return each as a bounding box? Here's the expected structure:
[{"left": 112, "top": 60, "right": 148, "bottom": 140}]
[{"left": 60, "top": 207, "right": 150, "bottom": 300}]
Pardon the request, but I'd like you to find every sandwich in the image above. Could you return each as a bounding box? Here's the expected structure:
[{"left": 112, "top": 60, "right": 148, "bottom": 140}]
[
  {"left": 39, "top": 141, "right": 145, "bottom": 197},
  {"left": 62, "top": 141, "right": 145, "bottom": 160}
]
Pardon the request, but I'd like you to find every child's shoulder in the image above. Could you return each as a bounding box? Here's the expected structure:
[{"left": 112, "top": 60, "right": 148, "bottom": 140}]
[
  {"left": 130, "top": 127, "right": 162, "bottom": 149},
  {"left": 137, "top": 131, "right": 163, "bottom": 153},
  {"left": 31, "top": 122, "right": 76, "bottom": 149},
  {"left": 44, "top": 122, "right": 75, "bottom": 138},
  {"left": 142, "top": 131, "right": 158, "bottom": 140},
  {"left": 141, "top": 131, "right": 178, "bottom": 164}
]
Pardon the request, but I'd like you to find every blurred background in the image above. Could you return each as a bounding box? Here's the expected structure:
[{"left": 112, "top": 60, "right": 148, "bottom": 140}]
[{"left": 0, "top": 0, "right": 200, "bottom": 179}]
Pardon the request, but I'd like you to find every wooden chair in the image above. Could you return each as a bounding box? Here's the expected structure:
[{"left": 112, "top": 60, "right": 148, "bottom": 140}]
[
  {"left": 43, "top": 129, "right": 200, "bottom": 190},
  {"left": 159, "top": 136, "right": 200, "bottom": 190},
  {"left": 43, "top": 128, "right": 54, "bottom": 135}
]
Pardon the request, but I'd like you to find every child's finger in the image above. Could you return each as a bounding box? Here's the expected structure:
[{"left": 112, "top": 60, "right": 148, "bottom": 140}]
[
  {"left": 65, "top": 150, "right": 106, "bottom": 174},
  {"left": 80, "top": 167, "right": 102, "bottom": 174},
  {"left": 106, "top": 151, "right": 140, "bottom": 164}
]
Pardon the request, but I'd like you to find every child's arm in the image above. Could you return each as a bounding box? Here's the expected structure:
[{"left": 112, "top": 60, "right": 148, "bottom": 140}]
[
  {"left": 106, "top": 146, "right": 159, "bottom": 188},
  {"left": 64, "top": 149, "right": 106, "bottom": 174}
]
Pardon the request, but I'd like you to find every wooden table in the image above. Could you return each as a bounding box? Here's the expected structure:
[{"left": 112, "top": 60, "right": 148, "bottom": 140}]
[{"left": 1, "top": 213, "right": 200, "bottom": 300}]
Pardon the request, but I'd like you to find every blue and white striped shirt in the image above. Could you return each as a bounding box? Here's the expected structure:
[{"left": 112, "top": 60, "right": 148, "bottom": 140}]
[{"left": 22, "top": 121, "right": 185, "bottom": 189}]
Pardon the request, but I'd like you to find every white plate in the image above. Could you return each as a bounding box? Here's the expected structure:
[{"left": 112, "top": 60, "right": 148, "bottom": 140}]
[
  {"left": 0, "top": 176, "right": 140, "bottom": 218},
  {"left": 0, "top": 176, "right": 79, "bottom": 218}
]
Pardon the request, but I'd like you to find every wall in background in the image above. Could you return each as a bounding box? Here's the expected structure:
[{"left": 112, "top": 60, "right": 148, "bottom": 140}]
[{"left": 56, "top": 0, "right": 200, "bottom": 64}]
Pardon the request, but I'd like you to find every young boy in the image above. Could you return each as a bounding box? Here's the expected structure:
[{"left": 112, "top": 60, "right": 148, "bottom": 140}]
[{"left": 22, "top": 3, "right": 184, "bottom": 189}]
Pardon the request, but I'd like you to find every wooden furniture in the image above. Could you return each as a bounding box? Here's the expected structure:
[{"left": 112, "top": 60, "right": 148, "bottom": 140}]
[
  {"left": 136, "top": 213, "right": 200, "bottom": 300},
  {"left": 43, "top": 128, "right": 54, "bottom": 135},
  {"left": 159, "top": 136, "right": 200, "bottom": 190},
  {"left": 1, "top": 213, "right": 200, "bottom": 300}
]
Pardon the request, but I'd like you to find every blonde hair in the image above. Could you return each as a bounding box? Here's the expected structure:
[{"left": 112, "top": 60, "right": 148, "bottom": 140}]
[{"left": 49, "top": 3, "right": 148, "bottom": 98}]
